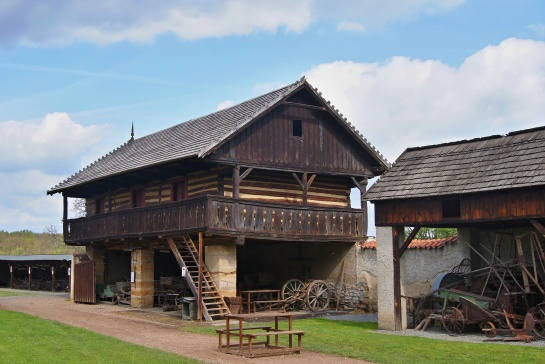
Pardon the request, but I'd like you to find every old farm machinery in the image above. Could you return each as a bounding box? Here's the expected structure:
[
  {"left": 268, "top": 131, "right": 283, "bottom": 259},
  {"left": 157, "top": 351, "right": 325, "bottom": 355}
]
[
  {"left": 281, "top": 279, "right": 331, "bottom": 312},
  {"left": 409, "top": 231, "right": 545, "bottom": 341}
]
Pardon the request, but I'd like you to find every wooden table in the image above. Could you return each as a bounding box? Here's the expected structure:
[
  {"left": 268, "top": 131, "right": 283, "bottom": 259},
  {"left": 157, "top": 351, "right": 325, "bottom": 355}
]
[
  {"left": 217, "top": 312, "right": 304, "bottom": 358},
  {"left": 239, "top": 289, "right": 282, "bottom": 313}
]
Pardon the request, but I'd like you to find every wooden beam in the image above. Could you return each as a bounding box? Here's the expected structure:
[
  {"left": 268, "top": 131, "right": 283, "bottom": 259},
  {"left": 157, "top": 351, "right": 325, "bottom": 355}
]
[
  {"left": 399, "top": 227, "right": 420, "bottom": 257},
  {"left": 530, "top": 219, "right": 545, "bottom": 237},
  {"left": 62, "top": 195, "right": 68, "bottom": 222},
  {"left": 198, "top": 232, "right": 204, "bottom": 321},
  {"left": 239, "top": 167, "right": 253, "bottom": 181},
  {"left": 292, "top": 173, "right": 304, "bottom": 190},
  {"left": 232, "top": 165, "right": 241, "bottom": 199}
]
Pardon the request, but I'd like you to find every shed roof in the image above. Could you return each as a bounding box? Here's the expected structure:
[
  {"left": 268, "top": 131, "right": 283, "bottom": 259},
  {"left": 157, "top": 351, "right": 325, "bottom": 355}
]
[
  {"left": 48, "top": 78, "right": 388, "bottom": 195},
  {"left": 0, "top": 254, "right": 72, "bottom": 262},
  {"left": 365, "top": 126, "right": 545, "bottom": 201}
]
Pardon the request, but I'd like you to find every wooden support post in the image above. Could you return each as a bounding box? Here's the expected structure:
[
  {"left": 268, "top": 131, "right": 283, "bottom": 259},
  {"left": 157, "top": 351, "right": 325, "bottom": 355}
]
[
  {"left": 28, "top": 265, "right": 32, "bottom": 291},
  {"left": 233, "top": 165, "right": 240, "bottom": 199},
  {"left": 351, "top": 177, "right": 369, "bottom": 236},
  {"left": 292, "top": 172, "right": 316, "bottom": 204},
  {"left": 9, "top": 263, "right": 13, "bottom": 289},
  {"left": 198, "top": 232, "right": 204, "bottom": 321},
  {"left": 392, "top": 227, "right": 402, "bottom": 331},
  {"left": 62, "top": 195, "right": 68, "bottom": 222},
  {"left": 51, "top": 266, "right": 56, "bottom": 292}
]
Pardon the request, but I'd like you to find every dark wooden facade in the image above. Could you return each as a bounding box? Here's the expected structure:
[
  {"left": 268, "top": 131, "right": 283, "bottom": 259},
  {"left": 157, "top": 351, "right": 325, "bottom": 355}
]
[
  {"left": 374, "top": 187, "right": 545, "bottom": 228},
  {"left": 50, "top": 78, "right": 388, "bottom": 247}
]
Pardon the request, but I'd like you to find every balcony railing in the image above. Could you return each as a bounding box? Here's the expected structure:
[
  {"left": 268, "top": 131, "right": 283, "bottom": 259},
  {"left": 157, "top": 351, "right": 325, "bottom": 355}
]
[{"left": 64, "top": 196, "right": 366, "bottom": 244}]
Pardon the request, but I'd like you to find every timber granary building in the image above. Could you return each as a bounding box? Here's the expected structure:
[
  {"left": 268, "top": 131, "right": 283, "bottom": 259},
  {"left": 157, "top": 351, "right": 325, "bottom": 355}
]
[{"left": 48, "top": 78, "right": 388, "bottom": 320}]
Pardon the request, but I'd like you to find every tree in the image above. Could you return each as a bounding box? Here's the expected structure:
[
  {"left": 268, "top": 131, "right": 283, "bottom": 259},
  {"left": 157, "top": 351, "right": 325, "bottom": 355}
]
[
  {"left": 71, "top": 198, "right": 87, "bottom": 218},
  {"left": 405, "top": 227, "right": 457, "bottom": 240}
]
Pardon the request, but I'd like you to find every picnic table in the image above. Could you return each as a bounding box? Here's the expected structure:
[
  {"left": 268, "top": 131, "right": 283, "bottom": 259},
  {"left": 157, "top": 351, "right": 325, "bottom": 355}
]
[{"left": 217, "top": 311, "right": 304, "bottom": 358}]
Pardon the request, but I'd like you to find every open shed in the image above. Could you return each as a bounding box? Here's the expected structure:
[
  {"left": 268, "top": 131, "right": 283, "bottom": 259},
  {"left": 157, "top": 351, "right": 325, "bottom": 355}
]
[
  {"left": 0, "top": 254, "right": 72, "bottom": 291},
  {"left": 365, "top": 126, "right": 545, "bottom": 330}
]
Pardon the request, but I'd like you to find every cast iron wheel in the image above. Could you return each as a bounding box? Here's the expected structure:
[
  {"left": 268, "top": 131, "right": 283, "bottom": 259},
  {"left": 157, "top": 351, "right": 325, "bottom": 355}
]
[
  {"left": 530, "top": 303, "right": 545, "bottom": 339},
  {"left": 479, "top": 321, "right": 497, "bottom": 338},
  {"left": 281, "top": 279, "right": 304, "bottom": 310},
  {"left": 442, "top": 306, "right": 465, "bottom": 335},
  {"left": 305, "top": 280, "right": 330, "bottom": 312}
]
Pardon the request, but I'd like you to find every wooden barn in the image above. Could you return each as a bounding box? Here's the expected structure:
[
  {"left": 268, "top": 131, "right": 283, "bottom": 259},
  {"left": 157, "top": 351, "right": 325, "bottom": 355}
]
[
  {"left": 47, "top": 77, "right": 388, "bottom": 320},
  {"left": 365, "top": 126, "right": 545, "bottom": 331}
]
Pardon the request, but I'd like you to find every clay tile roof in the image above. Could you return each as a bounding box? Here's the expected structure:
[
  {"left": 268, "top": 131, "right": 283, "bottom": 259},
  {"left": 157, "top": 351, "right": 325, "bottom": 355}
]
[{"left": 361, "top": 235, "right": 457, "bottom": 250}]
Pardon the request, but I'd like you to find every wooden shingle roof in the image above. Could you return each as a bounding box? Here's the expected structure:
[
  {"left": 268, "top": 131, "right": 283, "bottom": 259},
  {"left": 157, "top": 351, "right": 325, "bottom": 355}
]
[
  {"left": 365, "top": 126, "right": 545, "bottom": 201},
  {"left": 48, "top": 78, "right": 388, "bottom": 195}
]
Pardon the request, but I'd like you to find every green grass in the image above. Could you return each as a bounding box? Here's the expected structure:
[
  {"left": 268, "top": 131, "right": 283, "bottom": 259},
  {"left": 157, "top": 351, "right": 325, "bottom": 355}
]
[
  {"left": 188, "top": 318, "right": 545, "bottom": 364},
  {"left": 0, "top": 311, "right": 203, "bottom": 364},
  {"left": 0, "top": 289, "right": 34, "bottom": 297}
]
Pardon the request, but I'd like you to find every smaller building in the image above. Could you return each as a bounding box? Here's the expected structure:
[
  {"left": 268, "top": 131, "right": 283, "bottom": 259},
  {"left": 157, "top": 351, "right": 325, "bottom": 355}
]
[
  {"left": 365, "top": 126, "right": 545, "bottom": 330},
  {"left": 0, "top": 254, "right": 72, "bottom": 291}
]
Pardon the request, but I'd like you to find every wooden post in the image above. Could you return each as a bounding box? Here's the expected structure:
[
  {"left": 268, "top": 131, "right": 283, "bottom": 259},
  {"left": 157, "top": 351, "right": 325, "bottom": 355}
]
[
  {"left": 198, "top": 232, "right": 204, "bottom": 321},
  {"left": 351, "top": 177, "right": 369, "bottom": 236},
  {"left": 232, "top": 165, "right": 240, "bottom": 199},
  {"left": 9, "top": 263, "right": 13, "bottom": 289},
  {"left": 28, "top": 265, "right": 32, "bottom": 291},
  {"left": 51, "top": 266, "right": 56, "bottom": 292},
  {"left": 392, "top": 227, "right": 402, "bottom": 331},
  {"left": 62, "top": 195, "right": 68, "bottom": 238}
]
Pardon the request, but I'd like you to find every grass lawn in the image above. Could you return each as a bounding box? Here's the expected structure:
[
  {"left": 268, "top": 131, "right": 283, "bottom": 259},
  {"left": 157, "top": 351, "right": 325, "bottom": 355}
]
[
  {"left": 0, "top": 289, "right": 34, "bottom": 297},
  {"left": 0, "top": 310, "right": 203, "bottom": 364},
  {"left": 188, "top": 317, "right": 544, "bottom": 364}
]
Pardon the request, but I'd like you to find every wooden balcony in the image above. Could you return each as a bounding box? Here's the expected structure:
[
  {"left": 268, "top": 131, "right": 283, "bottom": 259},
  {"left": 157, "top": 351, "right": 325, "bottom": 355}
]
[{"left": 64, "top": 196, "right": 366, "bottom": 244}]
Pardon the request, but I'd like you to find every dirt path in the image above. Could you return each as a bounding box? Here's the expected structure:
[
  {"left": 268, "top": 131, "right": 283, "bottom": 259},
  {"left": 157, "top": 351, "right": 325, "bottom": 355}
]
[{"left": 0, "top": 294, "right": 372, "bottom": 364}]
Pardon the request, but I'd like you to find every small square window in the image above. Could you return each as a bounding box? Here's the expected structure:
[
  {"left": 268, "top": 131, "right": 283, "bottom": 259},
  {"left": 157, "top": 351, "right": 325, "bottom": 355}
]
[
  {"left": 292, "top": 120, "right": 302, "bottom": 137},
  {"left": 442, "top": 199, "right": 461, "bottom": 219}
]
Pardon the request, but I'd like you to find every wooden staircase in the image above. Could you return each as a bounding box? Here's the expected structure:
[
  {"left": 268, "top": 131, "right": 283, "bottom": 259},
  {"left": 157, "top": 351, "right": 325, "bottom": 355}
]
[{"left": 166, "top": 235, "right": 230, "bottom": 321}]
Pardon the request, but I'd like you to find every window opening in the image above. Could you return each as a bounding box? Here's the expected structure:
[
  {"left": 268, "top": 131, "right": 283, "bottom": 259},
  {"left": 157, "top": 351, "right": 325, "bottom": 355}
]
[
  {"left": 292, "top": 120, "right": 302, "bottom": 137},
  {"left": 442, "top": 198, "right": 461, "bottom": 219}
]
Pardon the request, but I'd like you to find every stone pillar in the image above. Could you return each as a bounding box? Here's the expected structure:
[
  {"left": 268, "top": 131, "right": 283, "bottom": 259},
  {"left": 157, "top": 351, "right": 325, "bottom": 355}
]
[
  {"left": 376, "top": 226, "right": 407, "bottom": 330},
  {"left": 131, "top": 249, "right": 155, "bottom": 308},
  {"left": 205, "top": 245, "right": 237, "bottom": 297},
  {"left": 85, "top": 245, "right": 105, "bottom": 285}
]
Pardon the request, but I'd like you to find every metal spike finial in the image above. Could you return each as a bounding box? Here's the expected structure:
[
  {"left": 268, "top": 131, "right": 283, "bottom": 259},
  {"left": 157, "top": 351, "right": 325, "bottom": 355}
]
[{"left": 130, "top": 122, "right": 134, "bottom": 141}]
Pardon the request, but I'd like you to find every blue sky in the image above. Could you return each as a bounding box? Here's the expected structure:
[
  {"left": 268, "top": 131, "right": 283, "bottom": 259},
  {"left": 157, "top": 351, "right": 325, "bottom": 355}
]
[{"left": 1, "top": 0, "right": 545, "bottom": 235}]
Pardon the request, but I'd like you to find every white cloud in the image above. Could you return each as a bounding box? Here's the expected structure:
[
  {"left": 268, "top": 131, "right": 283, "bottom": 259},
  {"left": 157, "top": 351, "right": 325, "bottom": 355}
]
[
  {"left": 0, "top": 0, "right": 464, "bottom": 47},
  {"left": 528, "top": 23, "right": 545, "bottom": 37},
  {"left": 337, "top": 21, "right": 366, "bottom": 32},
  {"left": 0, "top": 170, "right": 63, "bottom": 232},
  {"left": 315, "top": 0, "right": 466, "bottom": 28},
  {"left": 217, "top": 100, "right": 236, "bottom": 111},
  {"left": 304, "top": 38, "right": 545, "bottom": 164},
  {"left": 0, "top": 112, "right": 109, "bottom": 173}
]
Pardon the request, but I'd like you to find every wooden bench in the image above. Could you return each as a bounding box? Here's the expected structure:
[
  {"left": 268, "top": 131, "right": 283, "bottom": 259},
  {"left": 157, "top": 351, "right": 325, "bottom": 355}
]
[
  {"left": 216, "top": 325, "right": 272, "bottom": 350},
  {"left": 244, "top": 330, "right": 305, "bottom": 357}
]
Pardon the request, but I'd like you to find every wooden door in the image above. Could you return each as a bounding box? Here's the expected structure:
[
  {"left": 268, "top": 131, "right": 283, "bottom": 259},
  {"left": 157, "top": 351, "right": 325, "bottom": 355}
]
[{"left": 74, "top": 260, "right": 96, "bottom": 303}]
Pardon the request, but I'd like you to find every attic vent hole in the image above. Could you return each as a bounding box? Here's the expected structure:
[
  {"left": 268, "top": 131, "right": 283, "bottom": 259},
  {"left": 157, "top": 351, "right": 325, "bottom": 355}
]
[
  {"left": 292, "top": 120, "right": 302, "bottom": 137},
  {"left": 442, "top": 199, "right": 461, "bottom": 219}
]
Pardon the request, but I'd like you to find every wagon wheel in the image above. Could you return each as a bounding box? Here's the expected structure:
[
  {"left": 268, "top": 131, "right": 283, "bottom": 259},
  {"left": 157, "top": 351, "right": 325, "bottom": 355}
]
[
  {"left": 530, "top": 303, "right": 545, "bottom": 339},
  {"left": 442, "top": 306, "right": 465, "bottom": 335},
  {"left": 479, "top": 321, "right": 497, "bottom": 338},
  {"left": 305, "top": 280, "right": 330, "bottom": 312},
  {"left": 281, "top": 279, "right": 305, "bottom": 310},
  {"left": 175, "top": 290, "right": 192, "bottom": 305}
]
